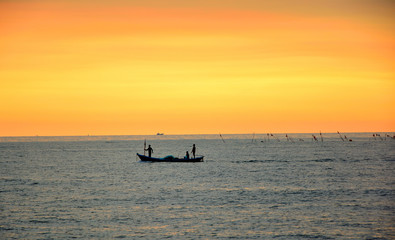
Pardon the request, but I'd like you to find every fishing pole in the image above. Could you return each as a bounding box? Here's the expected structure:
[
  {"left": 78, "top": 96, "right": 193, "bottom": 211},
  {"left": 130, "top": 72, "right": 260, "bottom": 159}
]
[{"left": 144, "top": 139, "right": 147, "bottom": 156}]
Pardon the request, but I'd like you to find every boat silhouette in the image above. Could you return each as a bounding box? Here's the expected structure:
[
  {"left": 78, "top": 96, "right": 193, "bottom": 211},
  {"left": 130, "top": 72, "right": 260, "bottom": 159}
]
[{"left": 137, "top": 153, "right": 204, "bottom": 162}]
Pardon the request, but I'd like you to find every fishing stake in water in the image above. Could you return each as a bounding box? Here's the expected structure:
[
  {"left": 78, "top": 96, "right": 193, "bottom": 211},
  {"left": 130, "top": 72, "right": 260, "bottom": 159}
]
[
  {"left": 337, "top": 131, "right": 345, "bottom": 141},
  {"left": 286, "top": 134, "right": 294, "bottom": 143},
  {"left": 270, "top": 133, "right": 280, "bottom": 142},
  {"left": 320, "top": 131, "right": 323, "bottom": 142},
  {"left": 219, "top": 133, "right": 226, "bottom": 143},
  {"left": 312, "top": 135, "right": 318, "bottom": 142},
  {"left": 377, "top": 133, "right": 383, "bottom": 141}
]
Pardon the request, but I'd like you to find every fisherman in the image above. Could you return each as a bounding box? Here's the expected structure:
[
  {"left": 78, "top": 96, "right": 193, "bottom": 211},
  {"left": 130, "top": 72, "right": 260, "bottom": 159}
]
[
  {"left": 185, "top": 151, "right": 190, "bottom": 159},
  {"left": 145, "top": 145, "right": 154, "bottom": 157},
  {"left": 191, "top": 144, "right": 196, "bottom": 158}
]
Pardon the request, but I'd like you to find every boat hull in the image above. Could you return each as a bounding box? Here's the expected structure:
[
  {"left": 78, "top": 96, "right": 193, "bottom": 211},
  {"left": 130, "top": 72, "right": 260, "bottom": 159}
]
[{"left": 137, "top": 153, "right": 204, "bottom": 162}]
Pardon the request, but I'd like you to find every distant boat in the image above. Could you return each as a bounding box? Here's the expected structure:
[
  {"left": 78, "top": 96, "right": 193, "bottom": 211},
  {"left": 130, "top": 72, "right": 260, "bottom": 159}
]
[
  {"left": 156, "top": 133, "right": 164, "bottom": 135},
  {"left": 137, "top": 153, "right": 204, "bottom": 162}
]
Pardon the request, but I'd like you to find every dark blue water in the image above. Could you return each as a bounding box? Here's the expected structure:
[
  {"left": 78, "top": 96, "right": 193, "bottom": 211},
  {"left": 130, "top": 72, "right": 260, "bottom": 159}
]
[{"left": 1, "top": 133, "right": 394, "bottom": 239}]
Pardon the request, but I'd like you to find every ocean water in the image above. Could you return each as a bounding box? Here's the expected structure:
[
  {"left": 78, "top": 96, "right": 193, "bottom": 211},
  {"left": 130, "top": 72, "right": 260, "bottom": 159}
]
[{"left": 1, "top": 133, "right": 394, "bottom": 239}]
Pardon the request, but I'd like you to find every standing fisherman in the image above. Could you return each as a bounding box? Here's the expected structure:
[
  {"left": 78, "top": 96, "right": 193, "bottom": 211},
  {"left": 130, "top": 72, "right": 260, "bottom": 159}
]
[
  {"left": 145, "top": 145, "right": 154, "bottom": 157},
  {"left": 191, "top": 144, "right": 196, "bottom": 159}
]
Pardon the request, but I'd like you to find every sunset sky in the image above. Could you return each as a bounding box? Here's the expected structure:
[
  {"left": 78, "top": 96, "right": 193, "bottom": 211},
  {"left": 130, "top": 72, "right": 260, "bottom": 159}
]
[{"left": 1, "top": 0, "right": 394, "bottom": 136}]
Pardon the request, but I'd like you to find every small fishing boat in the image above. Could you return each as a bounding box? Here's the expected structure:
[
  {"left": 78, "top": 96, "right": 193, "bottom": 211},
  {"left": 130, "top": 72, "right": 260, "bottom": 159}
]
[{"left": 137, "top": 153, "right": 204, "bottom": 162}]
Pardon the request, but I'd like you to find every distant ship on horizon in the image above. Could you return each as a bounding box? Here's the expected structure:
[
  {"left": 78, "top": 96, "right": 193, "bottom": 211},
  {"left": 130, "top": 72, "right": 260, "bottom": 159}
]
[{"left": 156, "top": 133, "right": 164, "bottom": 135}]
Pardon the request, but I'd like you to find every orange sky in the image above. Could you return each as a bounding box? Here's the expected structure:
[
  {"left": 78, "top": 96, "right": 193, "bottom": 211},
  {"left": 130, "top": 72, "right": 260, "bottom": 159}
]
[{"left": 0, "top": 0, "right": 394, "bottom": 136}]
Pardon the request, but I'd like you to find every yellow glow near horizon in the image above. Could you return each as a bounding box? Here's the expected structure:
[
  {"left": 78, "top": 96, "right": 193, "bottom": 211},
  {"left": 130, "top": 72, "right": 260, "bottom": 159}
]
[{"left": 0, "top": 0, "right": 394, "bottom": 136}]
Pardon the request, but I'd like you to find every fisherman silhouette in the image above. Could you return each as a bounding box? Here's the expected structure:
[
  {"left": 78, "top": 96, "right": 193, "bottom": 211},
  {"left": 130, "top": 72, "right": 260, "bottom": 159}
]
[
  {"left": 145, "top": 145, "right": 153, "bottom": 157},
  {"left": 185, "top": 151, "right": 190, "bottom": 159},
  {"left": 191, "top": 144, "right": 196, "bottom": 158}
]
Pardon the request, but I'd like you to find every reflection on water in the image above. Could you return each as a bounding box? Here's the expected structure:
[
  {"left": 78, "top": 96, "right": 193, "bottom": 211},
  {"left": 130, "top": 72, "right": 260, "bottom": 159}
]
[{"left": 1, "top": 134, "right": 394, "bottom": 239}]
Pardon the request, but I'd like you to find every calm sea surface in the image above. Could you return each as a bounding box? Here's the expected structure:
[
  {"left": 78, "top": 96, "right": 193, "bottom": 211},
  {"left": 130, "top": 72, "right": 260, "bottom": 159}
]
[{"left": 1, "top": 133, "right": 394, "bottom": 239}]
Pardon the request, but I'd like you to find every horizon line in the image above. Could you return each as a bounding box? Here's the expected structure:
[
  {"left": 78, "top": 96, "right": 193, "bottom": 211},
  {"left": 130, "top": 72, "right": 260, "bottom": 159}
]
[{"left": 1, "top": 131, "right": 394, "bottom": 138}]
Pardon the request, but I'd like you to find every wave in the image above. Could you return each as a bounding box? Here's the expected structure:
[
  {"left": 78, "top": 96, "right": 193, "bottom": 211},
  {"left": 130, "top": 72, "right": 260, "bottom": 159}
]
[
  {"left": 231, "top": 159, "right": 289, "bottom": 163},
  {"left": 311, "top": 158, "right": 335, "bottom": 162}
]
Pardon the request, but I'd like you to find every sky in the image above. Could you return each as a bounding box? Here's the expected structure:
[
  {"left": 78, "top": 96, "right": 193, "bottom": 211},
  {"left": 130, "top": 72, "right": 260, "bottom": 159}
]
[{"left": 0, "top": 0, "right": 394, "bottom": 136}]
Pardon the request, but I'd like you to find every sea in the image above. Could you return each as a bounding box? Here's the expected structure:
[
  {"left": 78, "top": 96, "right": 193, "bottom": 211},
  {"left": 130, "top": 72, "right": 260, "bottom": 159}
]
[{"left": 1, "top": 133, "right": 394, "bottom": 239}]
